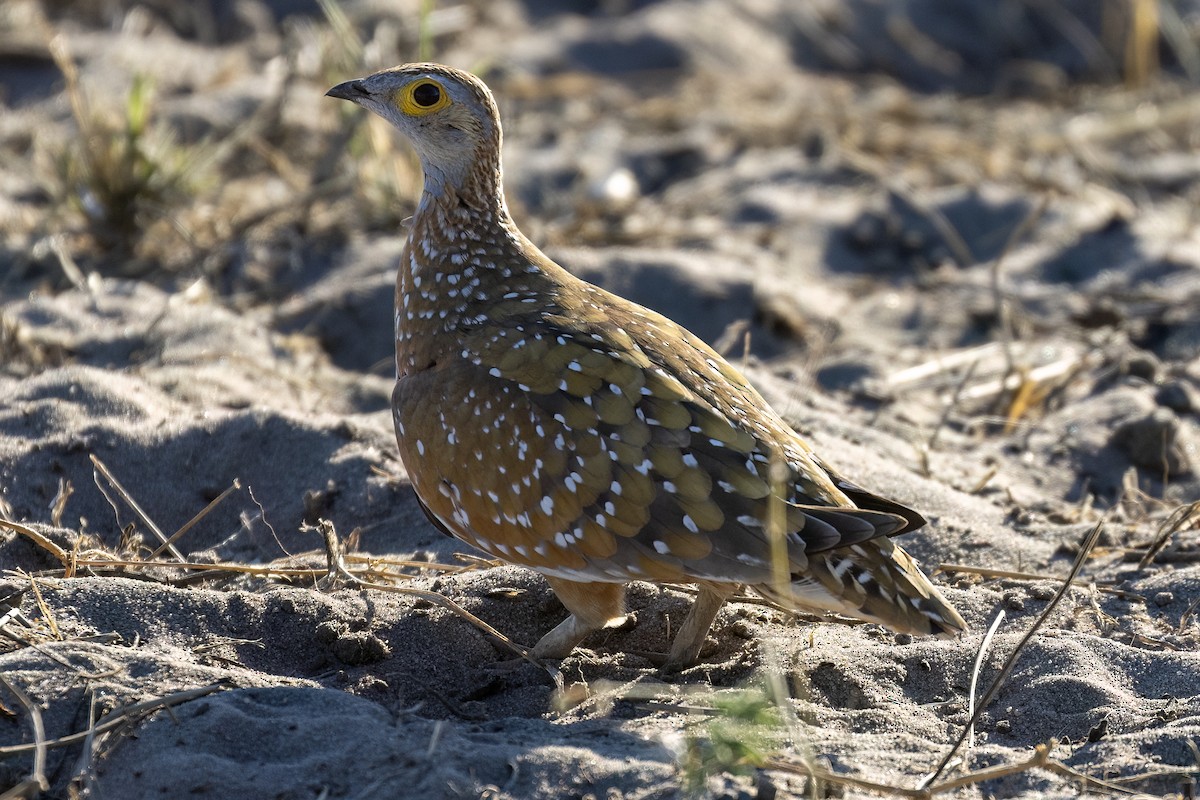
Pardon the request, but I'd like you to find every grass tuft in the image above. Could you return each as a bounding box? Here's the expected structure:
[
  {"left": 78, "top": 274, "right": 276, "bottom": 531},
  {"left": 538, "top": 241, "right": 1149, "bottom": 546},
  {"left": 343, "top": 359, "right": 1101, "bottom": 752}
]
[
  {"left": 680, "top": 685, "right": 783, "bottom": 795},
  {"left": 48, "top": 38, "right": 205, "bottom": 263}
]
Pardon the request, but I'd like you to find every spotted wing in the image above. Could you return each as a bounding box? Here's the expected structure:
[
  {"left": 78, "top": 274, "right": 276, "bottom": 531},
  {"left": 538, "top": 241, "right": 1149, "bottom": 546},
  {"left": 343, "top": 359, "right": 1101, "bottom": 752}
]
[{"left": 393, "top": 288, "right": 911, "bottom": 584}]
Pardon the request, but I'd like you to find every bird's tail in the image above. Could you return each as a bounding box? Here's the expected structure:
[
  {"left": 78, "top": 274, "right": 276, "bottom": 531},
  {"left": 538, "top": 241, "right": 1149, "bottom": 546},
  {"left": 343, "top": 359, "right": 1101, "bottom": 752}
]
[{"left": 755, "top": 536, "right": 967, "bottom": 637}]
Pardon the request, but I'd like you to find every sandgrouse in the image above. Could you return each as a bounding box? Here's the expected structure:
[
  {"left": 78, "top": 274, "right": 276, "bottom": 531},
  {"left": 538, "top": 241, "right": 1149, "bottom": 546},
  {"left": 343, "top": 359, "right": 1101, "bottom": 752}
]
[{"left": 328, "top": 64, "right": 966, "bottom": 668}]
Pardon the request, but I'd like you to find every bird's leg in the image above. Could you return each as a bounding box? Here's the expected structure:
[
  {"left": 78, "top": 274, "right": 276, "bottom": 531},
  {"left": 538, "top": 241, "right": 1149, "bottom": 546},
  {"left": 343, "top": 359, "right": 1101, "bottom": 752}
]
[
  {"left": 663, "top": 583, "right": 737, "bottom": 670},
  {"left": 531, "top": 577, "right": 629, "bottom": 660}
]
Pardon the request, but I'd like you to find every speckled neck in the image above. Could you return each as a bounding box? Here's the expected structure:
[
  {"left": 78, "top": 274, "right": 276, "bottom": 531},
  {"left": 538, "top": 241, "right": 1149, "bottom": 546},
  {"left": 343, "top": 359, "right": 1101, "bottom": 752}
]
[{"left": 393, "top": 190, "right": 554, "bottom": 378}]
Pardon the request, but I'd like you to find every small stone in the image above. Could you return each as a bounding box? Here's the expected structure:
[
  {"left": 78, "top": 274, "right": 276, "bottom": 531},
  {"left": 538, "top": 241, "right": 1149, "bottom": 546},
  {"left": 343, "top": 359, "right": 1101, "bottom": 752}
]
[
  {"left": 1086, "top": 717, "right": 1109, "bottom": 743},
  {"left": 995, "top": 719, "right": 1011, "bottom": 734},
  {"left": 1073, "top": 298, "right": 1124, "bottom": 329},
  {"left": 1112, "top": 408, "right": 1194, "bottom": 477},
  {"left": 1156, "top": 320, "right": 1200, "bottom": 362},
  {"left": 941, "top": 700, "right": 965, "bottom": 716},
  {"left": 1029, "top": 584, "right": 1057, "bottom": 601},
  {"left": 1153, "top": 591, "right": 1175, "bottom": 607},
  {"left": 1156, "top": 380, "right": 1198, "bottom": 414},
  {"left": 358, "top": 676, "right": 389, "bottom": 693},
  {"left": 815, "top": 360, "right": 876, "bottom": 392},
  {"left": 894, "top": 632, "right": 913, "bottom": 645},
  {"left": 268, "top": 594, "right": 297, "bottom": 615},
  {"left": 1123, "top": 352, "right": 1160, "bottom": 383},
  {"left": 314, "top": 620, "right": 342, "bottom": 645},
  {"left": 1002, "top": 591, "right": 1026, "bottom": 612},
  {"left": 728, "top": 620, "right": 757, "bottom": 640},
  {"left": 332, "top": 631, "right": 390, "bottom": 665},
  {"left": 590, "top": 167, "right": 639, "bottom": 209}
]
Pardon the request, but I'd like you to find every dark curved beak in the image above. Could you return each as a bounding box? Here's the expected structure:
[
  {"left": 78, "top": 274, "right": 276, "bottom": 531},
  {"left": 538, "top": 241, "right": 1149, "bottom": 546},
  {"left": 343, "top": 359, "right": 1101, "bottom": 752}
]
[{"left": 326, "top": 79, "right": 369, "bottom": 102}]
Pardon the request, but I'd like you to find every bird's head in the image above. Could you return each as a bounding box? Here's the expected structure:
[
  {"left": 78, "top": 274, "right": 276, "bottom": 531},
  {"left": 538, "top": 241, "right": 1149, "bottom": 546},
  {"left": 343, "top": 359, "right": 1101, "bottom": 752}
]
[{"left": 327, "top": 63, "right": 502, "bottom": 200}]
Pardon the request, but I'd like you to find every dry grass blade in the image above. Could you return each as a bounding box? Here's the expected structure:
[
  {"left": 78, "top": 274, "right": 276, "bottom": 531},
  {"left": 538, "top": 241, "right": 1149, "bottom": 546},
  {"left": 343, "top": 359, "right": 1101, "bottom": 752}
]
[
  {"left": 925, "top": 519, "right": 1107, "bottom": 786},
  {"left": 1125, "top": 0, "right": 1160, "bottom": 87},
  {"left": 67, "top": 691, "right": 101, "bottom": 797},
  {"left": 766, "top": 755, "right": 929, "bottom": 797},
  {"left": 26, "top": 577, "right": 61, "bottom": 641},
  {"left": 966, "top": 610, "right": 1005, "bottom": 750},
  {"left": 246, "top": 484, "right": 288, "bottom": 558},
  {"left": 49, "top": 478, "right": 73, "bottom": 529},
  {"left": 148, "top": 479, "right": 241, "bottom": 559},
  {"left": 770, "top": 745, "right": 1068, "bottom": 798},
  {"left": 50, "top": 555, "right": 466, "bottom": 588},
  {"left": 1138, "top": 500, "right": 1200, "bottom": 568},
  {"left": 969, "top": 465, "right": 998, "bottom": 495},
  {"left": 344, "top": 554, "right": 482, "bottom": 574},
  {"left": 314, "top": 518, "right": 357, "bottom": 589},
  {"left": 310, "top": 520, "right": 548, "bottom": 673},
  {"left": 1179, "top": 595, "right": 1200, "bottom": 633},
  {"left": 1003, "top": 369, "right": 1041, "bottom": 434},
  {"left": 1157, "top": 0, "right": 1200, "bottom": 80},
  {"left": 883, "top": 343, "right": 1003, "bottom": 392},
  {"left": 355, "top": 579, "right": 547, "bottom": 668},
  {"left": 0, "top": 519, "right": 69, "bottom": 566},
  {"left": 48, "top": 236, "right": 89, "bottom": 294},
  {"left": 767, "top": 456, "right": 791, "bottom": 601},
  {"left": 929, "top": 741, "right": 1132, "bottom": 796},
  {"left": 0, "top": 675, "right": 48, "bottom": 799},
  {"left": 316, "top": 0, "right": 364, "bottom": 64},
  {"left": 452, "top": 553, "right": 503, "bottom": 569},
  {"left": 0, "top": 684, "right": 225, "bottom": 758},
  {"left": 47, "top": 36, "right": 93, "bottom": 175},
  {"left": 769, "top": 738, "right": 1136, "bottom": 798},
  {"left": 89, "top": 454, "right": 185, "bottom": 561},
  {"left": 957, "top": 352, "right": 1093, "bottom": 404},
  {"left": 935, "top": 563, "right": 1140, "bottom": 599},
  {"left": 59, "top": 557, "right": 389, "bottom": 583}
]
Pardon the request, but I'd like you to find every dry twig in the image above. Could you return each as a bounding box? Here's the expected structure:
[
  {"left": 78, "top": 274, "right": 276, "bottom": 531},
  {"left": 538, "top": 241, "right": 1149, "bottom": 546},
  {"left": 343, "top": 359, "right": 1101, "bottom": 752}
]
[
  {"left": 89, "top": 454, "right": 185, "bottom": 561},
  {"left": 147, "top": 479, "right": 242, "bottom": 559},
  {"left": 769, "top": 737, "right": 1135, "bottom": 798},
  {"left": 0, "top": 684, "right": 225, "bottom": 759},
  {"left": 966, "top": 610, "right": 1006, "bottom": 750},
  {"left": 0, "top": 520, "right": 69, "bottom": 567},
  {"left": 311, "top": 520, "right": 548, "bottom": 672},
  {"left": 935, "top": 563, "right": 1140, "bottom": 600},
  {"left": 883, "top": 344, "right": 1003, "bottom": 393},
  {"left": 0, "top": 675, "right": 48, "bottom": 799},
  {"left": 1138, "top": 500, "right": 1200, "bottom": 569},
  {"left": 926, "top": 519, "right": 1106, "bottom": 785}
]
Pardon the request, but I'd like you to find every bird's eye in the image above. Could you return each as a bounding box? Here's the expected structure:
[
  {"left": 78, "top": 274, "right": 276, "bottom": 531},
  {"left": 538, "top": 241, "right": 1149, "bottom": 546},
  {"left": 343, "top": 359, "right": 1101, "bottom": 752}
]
[
  {"left": 413, "top": 82, "right": 441, "bottom": 107},
  {"left": 399, "top": 79, "right": 451, "bottom": 116}
]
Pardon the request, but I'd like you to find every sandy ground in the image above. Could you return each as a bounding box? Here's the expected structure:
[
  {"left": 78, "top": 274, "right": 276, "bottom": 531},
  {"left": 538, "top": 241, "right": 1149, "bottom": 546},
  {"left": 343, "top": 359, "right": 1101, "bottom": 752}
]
[{"left": 1, "top": 1, "right": 1199, "bottom": 798}]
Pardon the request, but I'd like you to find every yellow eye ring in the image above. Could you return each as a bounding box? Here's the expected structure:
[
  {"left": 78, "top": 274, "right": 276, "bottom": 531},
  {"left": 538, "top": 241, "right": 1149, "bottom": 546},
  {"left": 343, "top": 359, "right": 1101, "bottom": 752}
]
[{"left": 397, "top": 79, "right": 451, "bottom": 116}]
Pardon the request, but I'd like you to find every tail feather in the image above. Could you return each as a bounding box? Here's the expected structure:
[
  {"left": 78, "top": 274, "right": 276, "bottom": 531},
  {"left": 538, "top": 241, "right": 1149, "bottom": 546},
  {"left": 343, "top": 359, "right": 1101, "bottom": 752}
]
[
  {"left": 795, "top": 505, "right": 910, "bottom": 549},
  {"left": 755, "top": 537, "right": 967, "bottom": 637}
]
